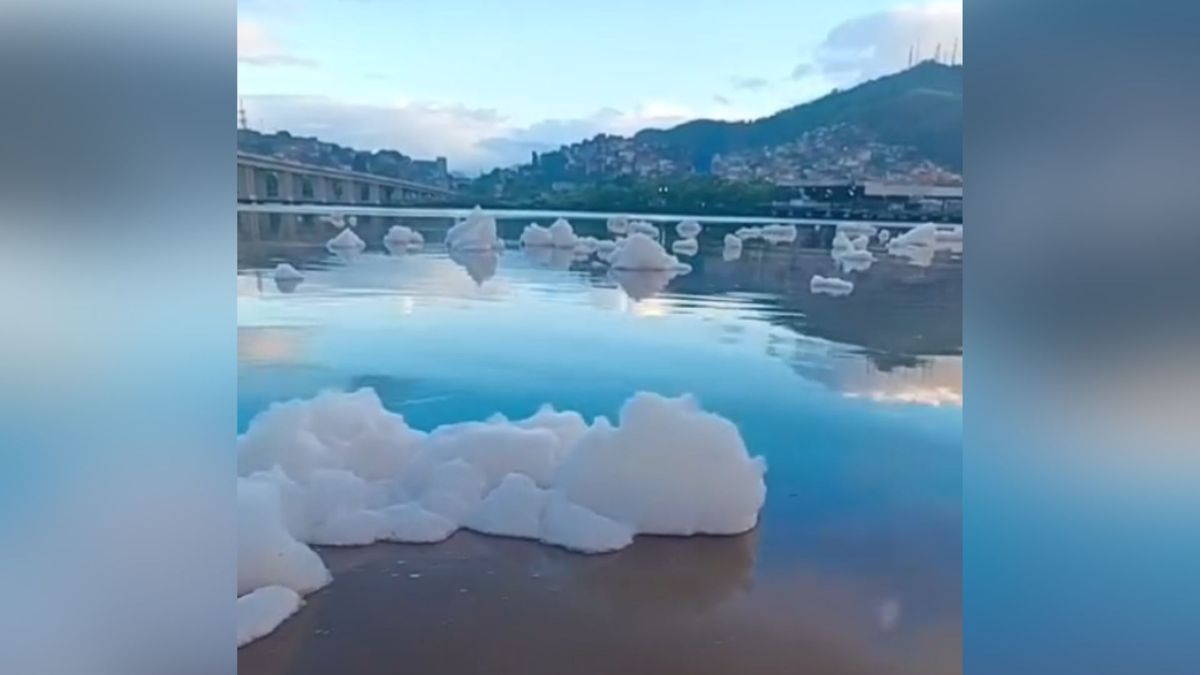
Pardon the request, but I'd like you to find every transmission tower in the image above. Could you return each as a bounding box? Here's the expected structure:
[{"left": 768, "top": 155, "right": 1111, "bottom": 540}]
[{"left": 238, "top": 98, "right": 249, "bottom": 130}]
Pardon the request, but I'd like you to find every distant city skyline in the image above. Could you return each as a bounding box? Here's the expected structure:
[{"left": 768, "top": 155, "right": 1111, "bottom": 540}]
[{"left": 238, "top": 0, "right": 961, "bottom": 173}]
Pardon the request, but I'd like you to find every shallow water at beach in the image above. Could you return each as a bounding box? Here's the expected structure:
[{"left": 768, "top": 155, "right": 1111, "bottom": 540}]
[{"left": 237, "top": 214, "right": 961, "bottom": 675}]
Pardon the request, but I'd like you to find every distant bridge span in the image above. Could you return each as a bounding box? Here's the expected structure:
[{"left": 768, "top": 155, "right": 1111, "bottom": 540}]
[{"left": 237, "top": 152, "right": 454, "bottom": 205}]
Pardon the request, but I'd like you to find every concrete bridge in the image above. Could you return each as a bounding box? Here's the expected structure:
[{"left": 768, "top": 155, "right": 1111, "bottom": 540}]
[{"left": 237, "top": 152, "right": 455, "bottom": 205}]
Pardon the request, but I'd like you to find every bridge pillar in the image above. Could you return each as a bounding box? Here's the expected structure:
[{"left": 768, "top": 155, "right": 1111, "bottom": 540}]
[{"left": 280, "top": 171, "right": 296, "bottom": 203}]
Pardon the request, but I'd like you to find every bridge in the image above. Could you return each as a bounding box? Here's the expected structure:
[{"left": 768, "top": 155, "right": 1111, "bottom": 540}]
[{"left": 237, "top": 152, "right": 455, "bottom": 205}]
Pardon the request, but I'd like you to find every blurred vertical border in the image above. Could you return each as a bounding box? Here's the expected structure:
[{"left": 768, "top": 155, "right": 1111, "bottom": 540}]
[
  {"left": 0, "top": 1, "right": 234, "bottom": 673},
  {"left": 965, "top": 0, "right": 1199, "bottom": 673}
]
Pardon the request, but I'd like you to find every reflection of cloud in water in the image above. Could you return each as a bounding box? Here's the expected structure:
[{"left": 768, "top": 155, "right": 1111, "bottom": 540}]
[
  {"left": 807, "top": 353, "right": 962, "bottom": 407},
  {"left": 609, "top": 269, "right": 679, "bottom": 301},
  {"left": 238, "top": 327, "right": 309, "bottom": 365},
  {"left": 449, "top": 248, "right": 500, "bottom": 285},
  {"left": 561, "top": 529, "right": 758, "bottom": 619}
]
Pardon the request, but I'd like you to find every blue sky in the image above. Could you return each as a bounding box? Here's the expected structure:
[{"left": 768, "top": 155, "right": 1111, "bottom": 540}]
[{"left": 238, "top": 0, "right": 961, "bottom": 173}]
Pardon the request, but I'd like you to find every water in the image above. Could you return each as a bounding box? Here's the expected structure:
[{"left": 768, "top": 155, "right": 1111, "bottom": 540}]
[{"left": 237, "top": 212, "right": 961, "bottom": 675}]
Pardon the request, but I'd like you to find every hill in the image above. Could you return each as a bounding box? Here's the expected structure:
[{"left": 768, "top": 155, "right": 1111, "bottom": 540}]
[{"left": 637, "top": 61, "right": 962, "bottom": 172}]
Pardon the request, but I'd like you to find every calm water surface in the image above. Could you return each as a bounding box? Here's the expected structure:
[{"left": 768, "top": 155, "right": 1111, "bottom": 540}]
[{"left": 237, "top": 214, "right": 962, "bottom": 675}]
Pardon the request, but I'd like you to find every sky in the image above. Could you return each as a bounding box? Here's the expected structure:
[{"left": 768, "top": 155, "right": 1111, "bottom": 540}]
[{"left": 238, "top": 0, "right": 961, "bottom": 174}]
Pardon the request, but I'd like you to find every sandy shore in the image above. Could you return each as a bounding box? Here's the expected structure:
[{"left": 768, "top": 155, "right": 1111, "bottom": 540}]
[{"left": 238, "top": 527, "right": 959, "bottom": 675}]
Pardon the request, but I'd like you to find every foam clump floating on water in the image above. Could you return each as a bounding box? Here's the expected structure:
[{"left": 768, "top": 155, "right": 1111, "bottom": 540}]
[
  {"left": 627, "top": 220, "right": 660, "bottom": 238},
  {"left": 446, "top": 206, "right": 503, "bottom": 251},
  {"left": 761, "top": 223, "right": 797, "bottom": 244},
  {"left": 937, "top": 224, "right": 963, "bottom": 242},
  {"left": 810, "top": 274, "right": 855, "bottom": 296},
  {"left": 548, "top": 218, "right": 578, "bottom": 248},
  {"left": 671, "top": 238, "right": 699, "bottom": 257},
  {"left": 735, "top": 226, "right": 763, "bottom": 241},
  {"left": 236, "top": 388, "right": 766, "bottom": 640},
  {"left": 573, "top": 236, "right": 601, "bottom": 256},
  {"left": 326, "top": 227, "right": 365, "bottom": 250},
  {"left": 607, "top": 215, "right": 630, "bottom": 235},
  {"left": 272, "top": 263, "right": 303, "bottom": 281},
  {"left": 556, "top": 393, "right": 766, "bottom": 536},
  {"left": 889, "top": 222, "right": 938, "bottom": 248},
  {"left": 520, "top": 222, "right": 553, "bottom": 247},
  {"left": 832, "top": 247, "right": 875, "bottom": 272},
  {"left": 675, "top": 219, "right": 702, "bottom": 238},
  {"left": 238, "top": 585, "right": 303, "bottom": 647},
  {"left": 384, "top": 225, "right": 424, "bottom": 248},
  {"left": 886, "top": 222, "right": 940, "bottom": 267},
  {"left": 877, "top": 229, "right": 892, "bottom": 244},
  {"left": 609, "top": 233, "right": 690, "bottom": 272}
]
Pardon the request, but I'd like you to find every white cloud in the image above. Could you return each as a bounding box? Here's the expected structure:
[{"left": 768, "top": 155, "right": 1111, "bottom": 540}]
[
  {"left": 810, "top": 1, "right": 961, "bottom": 85},
  {"left": 237, "top": 19, "right": 316, "bottom": 67},
  {"left": 730, "top": 76, "right": 771, "bottom": 92},
  {"left": 242, "top": 95, "right": 694, "bottom": 173}
]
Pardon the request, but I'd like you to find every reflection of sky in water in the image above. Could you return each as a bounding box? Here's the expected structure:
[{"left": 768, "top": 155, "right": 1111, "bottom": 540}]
[{"left": 238, "top": 237, "right": 961, "bottom": 670}]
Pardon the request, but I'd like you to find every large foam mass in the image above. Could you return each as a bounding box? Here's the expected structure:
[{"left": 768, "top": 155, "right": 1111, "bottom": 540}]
[
  {"left": 237, "top": 478, "right": 331, "bottom": 596},
  {"left": 609, "top": 233, "right": 689, "bottom": 271},
  {"left": 555, "top": 393, "right": 767, "bottom": 536},
  {"left": 238, "top": 585, "right": 303, "bottom": 647},
  {"left": 236, "top": 388, "right": 767, "bottom": 643},
  {"left": 446, "top": 206, "right": 502, "bottom": 251}
]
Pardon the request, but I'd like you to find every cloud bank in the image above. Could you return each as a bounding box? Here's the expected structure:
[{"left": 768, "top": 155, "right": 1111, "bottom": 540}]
[
  {"left": 811, "top": 2, "right": 962, "bottom": 86},
  {"left": 241, "top": 95, "right": 692, "bottom": 173}
]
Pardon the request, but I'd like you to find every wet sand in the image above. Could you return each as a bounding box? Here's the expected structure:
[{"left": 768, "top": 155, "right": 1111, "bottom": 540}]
[{"left": 239, "top": 526, "right": 960, "bottom": 675}]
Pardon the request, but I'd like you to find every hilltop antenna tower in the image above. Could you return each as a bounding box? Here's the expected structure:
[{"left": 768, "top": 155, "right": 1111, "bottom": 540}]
[
  {"left": 907, "top": 44, "right": 914, "bottom": 67},
  {"left": 951, "top": 37, "right": 959, "bottom": 65},
  {"left": 934, "top": 43, "right": 942, "bottom": 63},
  {"left": 238, "top": 98, "right": 248, "bottom": 130}
]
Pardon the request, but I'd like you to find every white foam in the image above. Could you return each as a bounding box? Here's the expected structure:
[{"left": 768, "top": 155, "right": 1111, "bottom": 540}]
[
  {"left": 519, "top": 222, "right": 553, "bottom": 247},
  {"left": 722, "top": 246, "right": 743, "bottom": 262},
  {"left": 573, "top": 236, "right": 601, "bottom": 255},
  {"left": 446, "top": 206, "right": 502, "bottom": 251},
  {"left": 548, "top": 218, "right": 578, "bottom": 248},
  {"left": 810, "top": 275, "right": 855, "bottom": 296},
  {"left": 675, "top": 219, "right": 703, "bottom": 238},
  {"left": 735, "top": 226, "right": 763, "bottom": 241},
  {"left": 464, "top": 473, "right": 547, "bottom": 539},
  {"left": 539, "top": 490, "right": 635, "bottom": 553},
  {"left": 886, "top": 223, "right": 940, "bottom": 267},
  {"left": 627, "top": 220, "right": 660, "bottom": 238},
  {"left": 555, "top": 393, "right": 766, "bottom": 536},
  {"left": 832, "top": 232, "right": 853, "bottom": 251},
  {"left": 606, "top": 215, "right": 629, "bottom": 235},
  {"left": 671, "top": 238, "right": 699, "bottom": 257},
  {"left": 889, "top": 222, "right": 938, "bottom": 248},
  {"left": 237, "top": 477, "right": 331, "bottom": 596},
  {"left": 326, "top": 228, "right": 365, "bottom": 250},
  {"left": 877, "top": 229, "right": 892, "bottom": 244},
  {"left": 609, "top": 233, "right": 689, "bottom": 271},
  {"left": 936, "top": 224, "right": 963, "bottom": 242},
  {"left": 850, "top": 235, "right": 869, "bottom": 250},
  {"left": 272, "top": 263, "right": 304, "bottom": 281},
  {"left": 761, "top": 224, "right": 798, "bottom": 243},
  {"left": 595, "top": 239, "right": 618, "bottom": 253},
  {"left": 238, "top": 585, "right": 303, "bottom": 648},
  {"left": 832, "top": 247, "right": 875, "bottom": 272},
  {"left": 384, "top": 225, "right": 424, "bottom": 248},
  {"left": 236, "top": 388, "right": 767, "bottom": 640}
]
